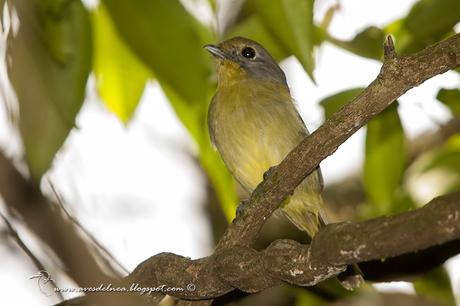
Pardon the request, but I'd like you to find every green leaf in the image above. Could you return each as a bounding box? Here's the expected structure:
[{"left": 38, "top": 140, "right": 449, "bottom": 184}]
[
  {"left": 319, "top": 88, "right": 364, "bottom": 120},
  {"left": 422, "top": 135, "right": 460, "bottom": 174},
  {"left": 253, "top": 0, "right": 315, "bottom": 80},
  {"left": 200, "top": 146, "right": 239, "bottom": 221},
  {"left": 364, "top": 104, "right": 406, "bottom": 213},
  {"left": 386, "top": 0, "right": 460, "bottom": 54},
  {"left": 102, "top": 1, "right": 239, "bottom": 221},
  {"left": 226, "top": 15, "right": 288, "bottom": 61},
  {"left": 385, "top": 19, "right": 418, "bottom": 54},
  {"left": 103, "top": 0, "right": 213, "bottom": 105},
  {"left": 437, "top": 88, "right": 460, "bottom": 116},
  {"left": 406, "top": 135, "right": 460, "bottom": 200},
  {"left": 327, "top": 27, "right": 385, "bottom": 60},
  {"left": 404, "top": 0, "right": 460, "bottom": 44},
  {"left": 294, "top": 289, "right": 326, "bottom": 306},
  {"left": 159, "top": 81, "right": 238, "bottom": 221},
  {"left": 92, "top": 4, "right": 151, "bottom": 123},
  {"left": 414, "top": 267, "right": 456, "bottom": 306},
  {"left": 7, "top": 0, "right": 91, "bottom": 180}
]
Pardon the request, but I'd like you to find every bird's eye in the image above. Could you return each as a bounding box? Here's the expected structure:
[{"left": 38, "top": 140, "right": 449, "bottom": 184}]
[{"left": 241, "top": 47, "right": 256, "bottom": 59}]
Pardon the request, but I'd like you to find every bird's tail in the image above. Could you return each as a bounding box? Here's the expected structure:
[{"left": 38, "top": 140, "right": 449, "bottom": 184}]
[
  {"left": 280, "top": 194, "right": 364, "bottom": 290},
  {"left": 280, "top": 192, "right": 326, "bottom": 238}
]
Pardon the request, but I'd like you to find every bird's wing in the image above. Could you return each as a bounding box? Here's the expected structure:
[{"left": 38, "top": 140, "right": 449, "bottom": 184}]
[{"left": 207, "top": 95, "right": 218, "bottom": 150}]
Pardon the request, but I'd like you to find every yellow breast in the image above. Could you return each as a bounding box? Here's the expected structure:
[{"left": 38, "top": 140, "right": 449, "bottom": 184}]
[{"left": 208, "top": 72, "right": 307, "bottom": 192}]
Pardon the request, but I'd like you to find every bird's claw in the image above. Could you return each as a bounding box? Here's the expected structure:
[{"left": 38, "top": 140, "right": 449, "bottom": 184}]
[
  {"left": 263, "top": 166, "right": 277, "bottom": 180},
  {"left": 236, "top": 199, "right": 250, "bottom": 217}
]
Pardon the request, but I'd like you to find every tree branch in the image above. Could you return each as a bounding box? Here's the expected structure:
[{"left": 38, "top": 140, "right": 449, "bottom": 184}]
[
  {"left": 0, "top": 211, "right": 63, "bottom": 300},
  {"left": 122, "top": 192, "right": 460, "bottom": 299},
  {"left": 55, "top": 34, "right": 460, "bottom": 305}
]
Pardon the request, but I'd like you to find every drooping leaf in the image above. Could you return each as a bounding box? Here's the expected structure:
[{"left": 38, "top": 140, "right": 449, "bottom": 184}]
[
  {"left": 251, "top": 0, "right": 316, "bottom": 80},
  {"left": 103, "top": 0, "right": 213, "bottom": 106},
  {"left": 103, "top": 0, "right": 239, "bottom": 221},
  {"left": 92, "top": 4, "right": 151, "bottom": 123},
  {"left": 327, "top": 27, "right": 385, "bottom": 60},
  {"left": 160, "top": 81, "right": 238, "bottom": 221},
  {"left": 364, "top": 104, "right": 406, "bottom": 214},
  {"left": 7, "top": 0, "right": 91, "bottom": 180},
  {"left": 226, "top": 15, "right": 288, "bottom": 61},
  {"left": 437, "top": 88, "right": 460, "bottom": 116},
  {"left": 319, "top": 88, "right": 364, "bottom": 120},
  {"left": 414, "top": 267, "right": 456, "bottom": 306},
  {"left": 200, "top": 145, "right": 239, "bottom": 221}
]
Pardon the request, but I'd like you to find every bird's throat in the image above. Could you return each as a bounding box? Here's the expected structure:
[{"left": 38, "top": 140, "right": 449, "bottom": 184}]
[{"left": 217, "top": 60, "right": 247, "bottom": 88}]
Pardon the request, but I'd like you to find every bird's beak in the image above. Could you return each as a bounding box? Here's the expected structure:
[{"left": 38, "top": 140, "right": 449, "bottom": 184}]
[{"left": 204, "top": 44, "right": 227, "bottom": 60}]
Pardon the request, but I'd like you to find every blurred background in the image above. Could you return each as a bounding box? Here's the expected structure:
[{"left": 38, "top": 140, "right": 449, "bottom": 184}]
[{"left": 0, "top": 0, "right": 459, "bottom": 305}]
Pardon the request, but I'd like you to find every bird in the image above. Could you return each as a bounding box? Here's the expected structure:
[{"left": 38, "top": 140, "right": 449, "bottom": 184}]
[
  {"left": 205, "top": 36, "right": 325, "bottom": 236},
  {"left": 205, "top": 36, "right": 362, "bottom": 290}
]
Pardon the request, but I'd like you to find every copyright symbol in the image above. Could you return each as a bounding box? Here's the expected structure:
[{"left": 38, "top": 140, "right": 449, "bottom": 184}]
[{"left": 186, "top": 283, "right": 196, "bottom": 292}]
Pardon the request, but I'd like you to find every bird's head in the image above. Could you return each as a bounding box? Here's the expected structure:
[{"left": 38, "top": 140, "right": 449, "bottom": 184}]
[{"left": 204, "top": 37, "right": 287, "bottom": 86}]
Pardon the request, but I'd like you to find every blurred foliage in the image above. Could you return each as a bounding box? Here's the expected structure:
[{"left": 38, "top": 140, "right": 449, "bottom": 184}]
[
  {"left": 414, "top": 135, "right": 460, "bottom": 195},
  {"left": 437, "top": 88, "right": 460, "bottom": 116},
  {"left": 326, "top": 26, "right": 385, "bottom": 60},
  {"left": 364, "top": 104, "right": 408, "bottom": 215},
  {"left": 422, "top": 135, "right": 460, "bottom": 174},
  {"left": 6, "top": 0, "right": 91, "bottom": 181},
  {"left": 414, "top": 267, "right": 456, "bottom": 306},
  {"left": 403, "top": 0, "right": 460, "bottom": 49},
  {"left": 245, "top": 0, "right": 316, "bottom": 80},
  {"left": 102, "top": 0, "right": 238, "bottom": 220},
  {"left": 3, "top": 0, "right": 460, "bottom": 304},
  {"left": 294, "top": 289, "right": 326, "bottom": 306},
  {"left": 319, "top": 88, "right": 364, "bottom": 120},
  {"left": 386, "top": 0, "right": 460, "bottom": 54},
  {"left": 92, "top": 4, "right": 151, "bottom": 123},
  {"left": 226, "top": 15, "right": 288, "bottom": 61},
  {"left": 102, "top": 0, "right": 212, "bottom": 105}
]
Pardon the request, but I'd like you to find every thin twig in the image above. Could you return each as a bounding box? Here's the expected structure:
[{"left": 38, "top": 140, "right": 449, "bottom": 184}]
[
  {"left": 48, "top": 180, "right": 129, "bottom": 275},
  {"left": 0, "top": 211, "right": 64, "bottom": 300}
]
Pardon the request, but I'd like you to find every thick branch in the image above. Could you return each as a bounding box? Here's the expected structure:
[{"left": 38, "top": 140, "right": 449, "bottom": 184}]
[{"left": 122, "top": 192, "right": 460, "bottom": 300}]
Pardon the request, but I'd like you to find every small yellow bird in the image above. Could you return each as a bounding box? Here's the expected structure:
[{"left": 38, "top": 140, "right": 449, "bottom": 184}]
[
  {"left": 205, "top": 36, "right": 325, "bottom": 237},
  {"left": 205, "top": 37, "right": 362, "bottom": 289}
]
